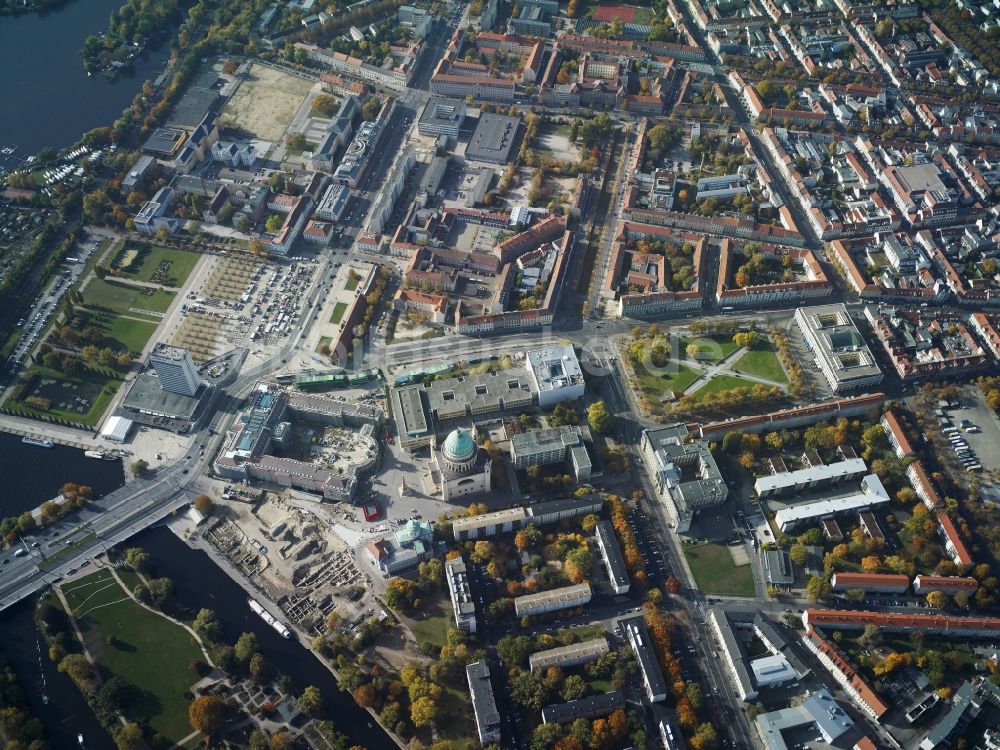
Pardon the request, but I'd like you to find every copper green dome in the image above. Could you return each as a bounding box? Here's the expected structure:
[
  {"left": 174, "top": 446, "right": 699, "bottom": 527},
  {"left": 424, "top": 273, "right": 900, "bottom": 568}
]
[{"left": 442, "top": 428, "right": 476, "bottom": 462}]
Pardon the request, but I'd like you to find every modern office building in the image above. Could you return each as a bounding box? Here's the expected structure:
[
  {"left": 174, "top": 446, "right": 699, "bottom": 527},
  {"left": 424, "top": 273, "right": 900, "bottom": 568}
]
[
  {"left": 509, "top": 425, "right": 592, "bottom": 481},
  {"left": 445, "top": 556, "right": 478, "bottom": 633},
  {"left": 418, "top": 97, "right": 467, "bottom": 138},
  {"left": 794, "top": 304, "right": 884, "bottom": 393},
  {"left": 524, "top": 344, "right": 585, "bottom": 407},
  {"left": 466, "top": 113, "right": 524, "bottom": 164},
  {"left": 514, "top": 583, "right": 592, "bottom": 617},
  {"left": 149, "top": 344, "right": 201, "bottom": 396},
  {"left": 595, "top": 520, "right": 631, "bottom": 594},
  {"left": 623, "top": 616, "right": 667, "bottom": 703},
  {"left": 466, "top": 661, "right": 501, "bottom": 745}
]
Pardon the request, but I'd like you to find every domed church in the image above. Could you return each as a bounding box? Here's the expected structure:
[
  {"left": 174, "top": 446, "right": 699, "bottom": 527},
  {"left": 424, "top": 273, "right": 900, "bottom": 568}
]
[{"left": 431, "top": 427, "right": 492, "bottom": 501}]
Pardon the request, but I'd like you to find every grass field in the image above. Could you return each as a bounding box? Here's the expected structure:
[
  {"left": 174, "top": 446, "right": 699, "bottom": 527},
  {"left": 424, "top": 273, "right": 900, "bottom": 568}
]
[
  {"left": 345, "top": 276, "right": 360, "bottom": 292},
  {"left": 84, "top": 310, "right": 158, "bottom": 354},
  {"left": 113, "top": 244, "right": 201, "bottom": 287},
  {"left": 329, "top": 301, "right": 349, "bottom": 324},
  {"left": 683, "top": 543, "right": 755, "bottom": 597},
  {"left": 681, "top": 336, "right": 740, "bottom": 363},
  {"left": 634, "top": 362, "right": 700, "bottom": 399},
  {"left": 732, "top": 341, "right": 787, "bottom": 383},
  {"left": 688, "top": 374, "right": 757, "bottom": 401},
  {"left": 61, "top": 570, "right": 203, "bottom": 743},
  {"left": 83, "top": 278, "right": 176, "bottom": 316},
  {"left": 403, "top": 597, "right": 451, "bottom": 649}
]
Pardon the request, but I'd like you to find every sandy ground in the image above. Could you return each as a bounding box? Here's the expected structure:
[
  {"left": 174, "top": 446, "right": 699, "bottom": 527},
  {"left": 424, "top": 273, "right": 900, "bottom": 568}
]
[{"left": 222, "top": 65, "right": 314, "bottom": 141}]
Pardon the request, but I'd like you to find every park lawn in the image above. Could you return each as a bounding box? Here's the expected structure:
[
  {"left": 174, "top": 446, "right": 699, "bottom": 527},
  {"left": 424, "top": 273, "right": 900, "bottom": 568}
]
[
  {"left": 329, "top": 301, "right": 349, "bottom": 324},
  {"left": 731, "top": 341, "right": 787, "bottom": 383},
  {"left": 634, "top": 362, "right": 700, "bottom": 399},
  {"left": 115, "top": 245, "right": 201, "bottom": 287},
  {"left": 545, "top": 623, "right": 607, "bottom": 645},
  {"left": 683, "top": 542, "right": 755, "bottom": 597},
  {"left": 101, "top": 314, "right": 158, "bottom": 354},
  {"left": 345, "top": 275, "right": 360, "bottom": 292},
  {"left": 62, "top": 570, "right": 203, "bottom": 744},
  {"left": 6, "top": 364, "right": 121, "bottom": 427},
  {"left": 431, "top": 686, "right": 477, "bottom": 749},
  {"left": 403, "top": 596, "right": 452, "bottom": 649},
  {"left": 690, "top": 374, "right": 757, "bottom": 401},
  {"left": 681, "top": 336, "right": 740, "bottom": 364},
  {"left": 83, "top": 278, "right": 176, "bottom": 315}
]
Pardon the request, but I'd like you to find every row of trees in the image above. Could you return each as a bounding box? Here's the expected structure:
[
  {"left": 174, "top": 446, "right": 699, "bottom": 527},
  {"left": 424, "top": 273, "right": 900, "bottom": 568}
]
[{"left": 1, "top": 482, "right": 92, "bottom": 544}]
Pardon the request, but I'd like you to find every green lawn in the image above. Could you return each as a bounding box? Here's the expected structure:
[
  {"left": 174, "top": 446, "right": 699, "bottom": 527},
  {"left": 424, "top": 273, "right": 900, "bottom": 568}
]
[
  {"left": 681, "top": 336, "right": 740, "bottom": 364},
  {"left": 345, "top": 276, "right": 360, "bottom": 292},
  {"left": 403, "top": 597, "right": 452, "bottom": 649},
  {"left": 731, "top": 341, "right": 787, "bottom": 383},
  {"left": 98, "top": 313, "right": 158, "bottom": 354},
  {"left": 113, "top": 244, "right": 201, "bottom": 287},
  {"left": 83, "top": 278, "right": 176, "bottom": 316},
  {"left": 329, "top": 301, "right": 349, "bottom": 324},
  {"left": 545, "top": 623, "right": 607, "bottom": 644},
  {"left": 634, "top": 362, "right": 700, "bottom": 398},
  {"left": 689, "top": 374, "right": 757, "bottom": 401},
  {"left": 61, "top": 570, "right": 203, "bottom": 744},
  {"left": 683, "top": 543, "right": 756, "bottom": 597}
]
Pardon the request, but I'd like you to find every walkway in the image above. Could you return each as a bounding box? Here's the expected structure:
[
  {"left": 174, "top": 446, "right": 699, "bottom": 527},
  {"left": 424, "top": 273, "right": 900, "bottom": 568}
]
[{"left": 683, "top": 345, "right": 788, "bottom": 395}]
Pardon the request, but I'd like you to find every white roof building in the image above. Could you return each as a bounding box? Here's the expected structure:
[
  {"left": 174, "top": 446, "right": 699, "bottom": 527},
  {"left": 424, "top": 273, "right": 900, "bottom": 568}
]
[
  {"left": 525, "top": 344, "right": 585, "bottom": 408},
  {"left": 100, "top": 415, "right": 134, "bottom": 442},
  {"left": 751, "top": 654, "right": 798, "bottom": 688},
  {"left": 774, "top": 475, "right": 890, "bottom": 531}
]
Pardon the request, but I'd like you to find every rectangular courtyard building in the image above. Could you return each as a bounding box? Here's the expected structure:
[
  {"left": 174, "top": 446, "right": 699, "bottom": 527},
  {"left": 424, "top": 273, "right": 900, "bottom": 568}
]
[
  {"left": 794, "top": 304, "right": 883, "bottom": 393},
  {"left": 525, "top": 344, "right": 585, "bottom": 407}
]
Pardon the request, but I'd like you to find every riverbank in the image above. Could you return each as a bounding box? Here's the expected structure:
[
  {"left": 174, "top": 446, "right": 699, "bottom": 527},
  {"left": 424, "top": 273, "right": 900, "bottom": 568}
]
[
  {"left": 0, "top": 430, "right": 125, "bottom": 519},
  {"left": 167, "top": 516, "right": 406, "bottom": 750},
  {"left": 132, "top": 524, "right": 400, "bottom": 749}
]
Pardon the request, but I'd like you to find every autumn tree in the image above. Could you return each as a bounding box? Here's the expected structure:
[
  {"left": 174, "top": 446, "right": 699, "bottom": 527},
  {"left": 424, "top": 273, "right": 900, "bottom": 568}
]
[
  {"left": 194, "top": 494, "right": 214, "bottom": 516},
  {"left": 926, "top": 590, "right": 949, "bottom": 609},
  {"left": 298, "top": 685, "right": 324, "bottom": 716},
  {"left": 188, "top": 695, "right": 227, "bottom": 734},
  {"left": 115, "top": 723, "right": 145, "bottom": 750}
]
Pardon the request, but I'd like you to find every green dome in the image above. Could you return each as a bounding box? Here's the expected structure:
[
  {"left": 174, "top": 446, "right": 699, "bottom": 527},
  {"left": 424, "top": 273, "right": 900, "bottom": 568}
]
[{"left": 442, "top": 428, "right": 476, "bottom": 462}]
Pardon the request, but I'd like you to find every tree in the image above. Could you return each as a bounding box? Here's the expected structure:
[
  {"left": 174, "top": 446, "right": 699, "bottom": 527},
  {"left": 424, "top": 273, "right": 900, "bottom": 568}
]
[
  {"left": 250, "top": 652, "right": 275, "bottom": 684},
  {"left": 265, "top": 214, "right": 284, "bottom": 233},
  {"left": 861, "top": 555, "right": 882, "bottom": 573},
  {"left": 497, "top": 635, "right": 534, "bottom": 668},
  {"left": 471, "top": 540, "right": 495, "bottom": 564},
  {"left": 692, "top": 722, "right": 718, "bottom": 750},
  {"left": 361, "top": 96, "right": 382, "bottom": 122},
  {"left": 124, "top": 547, "right": 152, "bottom": 574},
  {"left": 805, "top": 575, "right": 831, "bottom": 602},
  {"left": 312, "top": 93, "right": 338, "bottom": 116},
  {"left": 188, "top": 695, "right": 227, "bottom": 734},
  {"left": 130, "top": 459, "right": 149, "bottom": 476},
  {"left": 926, "top": 590, "right": 949, "bottom": 608},
  {"left": 788, "top": 545, "right": 809, "bottom": 568},
  {"left": 561, "top": 674, "right": 587, "bottom": 701},
  {"left": 732, "top": 332, "right": 759, "bottom": 349},
  {"left": 115, "top": 723, "right": 145, "bottom": 750},
  {"left": 587, "top": 400, "right": 613, "bottom": 434},
  {"left": 235, "top": 631, "right": 258, "bottom": 662},
  {"left": 194, "top": 494, "right": 214, "bottom": 516},
  {"left": 410, "top": 695, "right": 437, "bottom": 727},
  {"left": 859, "top": 623, "right": 882, "bottom": 647},
  {"left": 298, "top": 685, "right": 324, "bottom": 716},
  {"left": 194, "top": 608, "right": 223, "bottom": 642}
]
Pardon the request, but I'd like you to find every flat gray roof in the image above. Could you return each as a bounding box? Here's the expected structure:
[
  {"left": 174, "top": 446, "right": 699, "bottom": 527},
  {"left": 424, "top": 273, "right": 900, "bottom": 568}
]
[
  {"left": 466, "top": 113, "right": 523, "bottom": 164},
  {"left": 122, "top": 373, "right": 203, "bottom": 420},
  {"left": 795, "top": 304, "right": 883, "bottom": 385},
  {"left": 761, "top": 549, "right": 794, "bottom": 586},
  {"left": 466, "top": 660, "right": 501, "bottom": 740},
  {"left": 622, "top": 616, "right": 667, "bottom": 699},
  {"left": 541, "top": 691, "right": 625, "bottom": 725},
  {"left": 392, "top": 386, "right": 429, "bottom": 437},
  {"left": 596, "top": 520, "right": 631, "bottom": 588}
]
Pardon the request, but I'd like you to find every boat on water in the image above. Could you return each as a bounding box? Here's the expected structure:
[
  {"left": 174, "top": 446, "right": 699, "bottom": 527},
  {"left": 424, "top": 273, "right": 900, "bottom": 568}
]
[
  {"left": 21, "top": 436, "right": 54, "bottom": 448},
  {"left": 248, "top": 597, "right": 292, "bottom": 638},
  {"left": 84, "top": 450, "right": 117, "bottom": 460}
]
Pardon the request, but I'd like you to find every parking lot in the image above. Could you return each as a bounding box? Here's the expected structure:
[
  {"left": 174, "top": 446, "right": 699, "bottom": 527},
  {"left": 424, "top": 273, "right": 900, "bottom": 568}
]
[{"left": 920, "top": 393, "right": 1000, "bottom": 479}]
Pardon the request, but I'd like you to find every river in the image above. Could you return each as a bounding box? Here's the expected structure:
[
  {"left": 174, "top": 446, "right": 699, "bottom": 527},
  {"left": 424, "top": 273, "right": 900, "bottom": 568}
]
[
  {"left": 130, "top": 526, "right": 396, "bottom": 749},
  {"left": 0, "top": 0, "right": 171, "bottom": 158},
  {"left": 0, "top": 526, "right": 396, "bottom": 749},
  {"left": 0, "top": 432, "right": 125, "bottom": 519}
]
